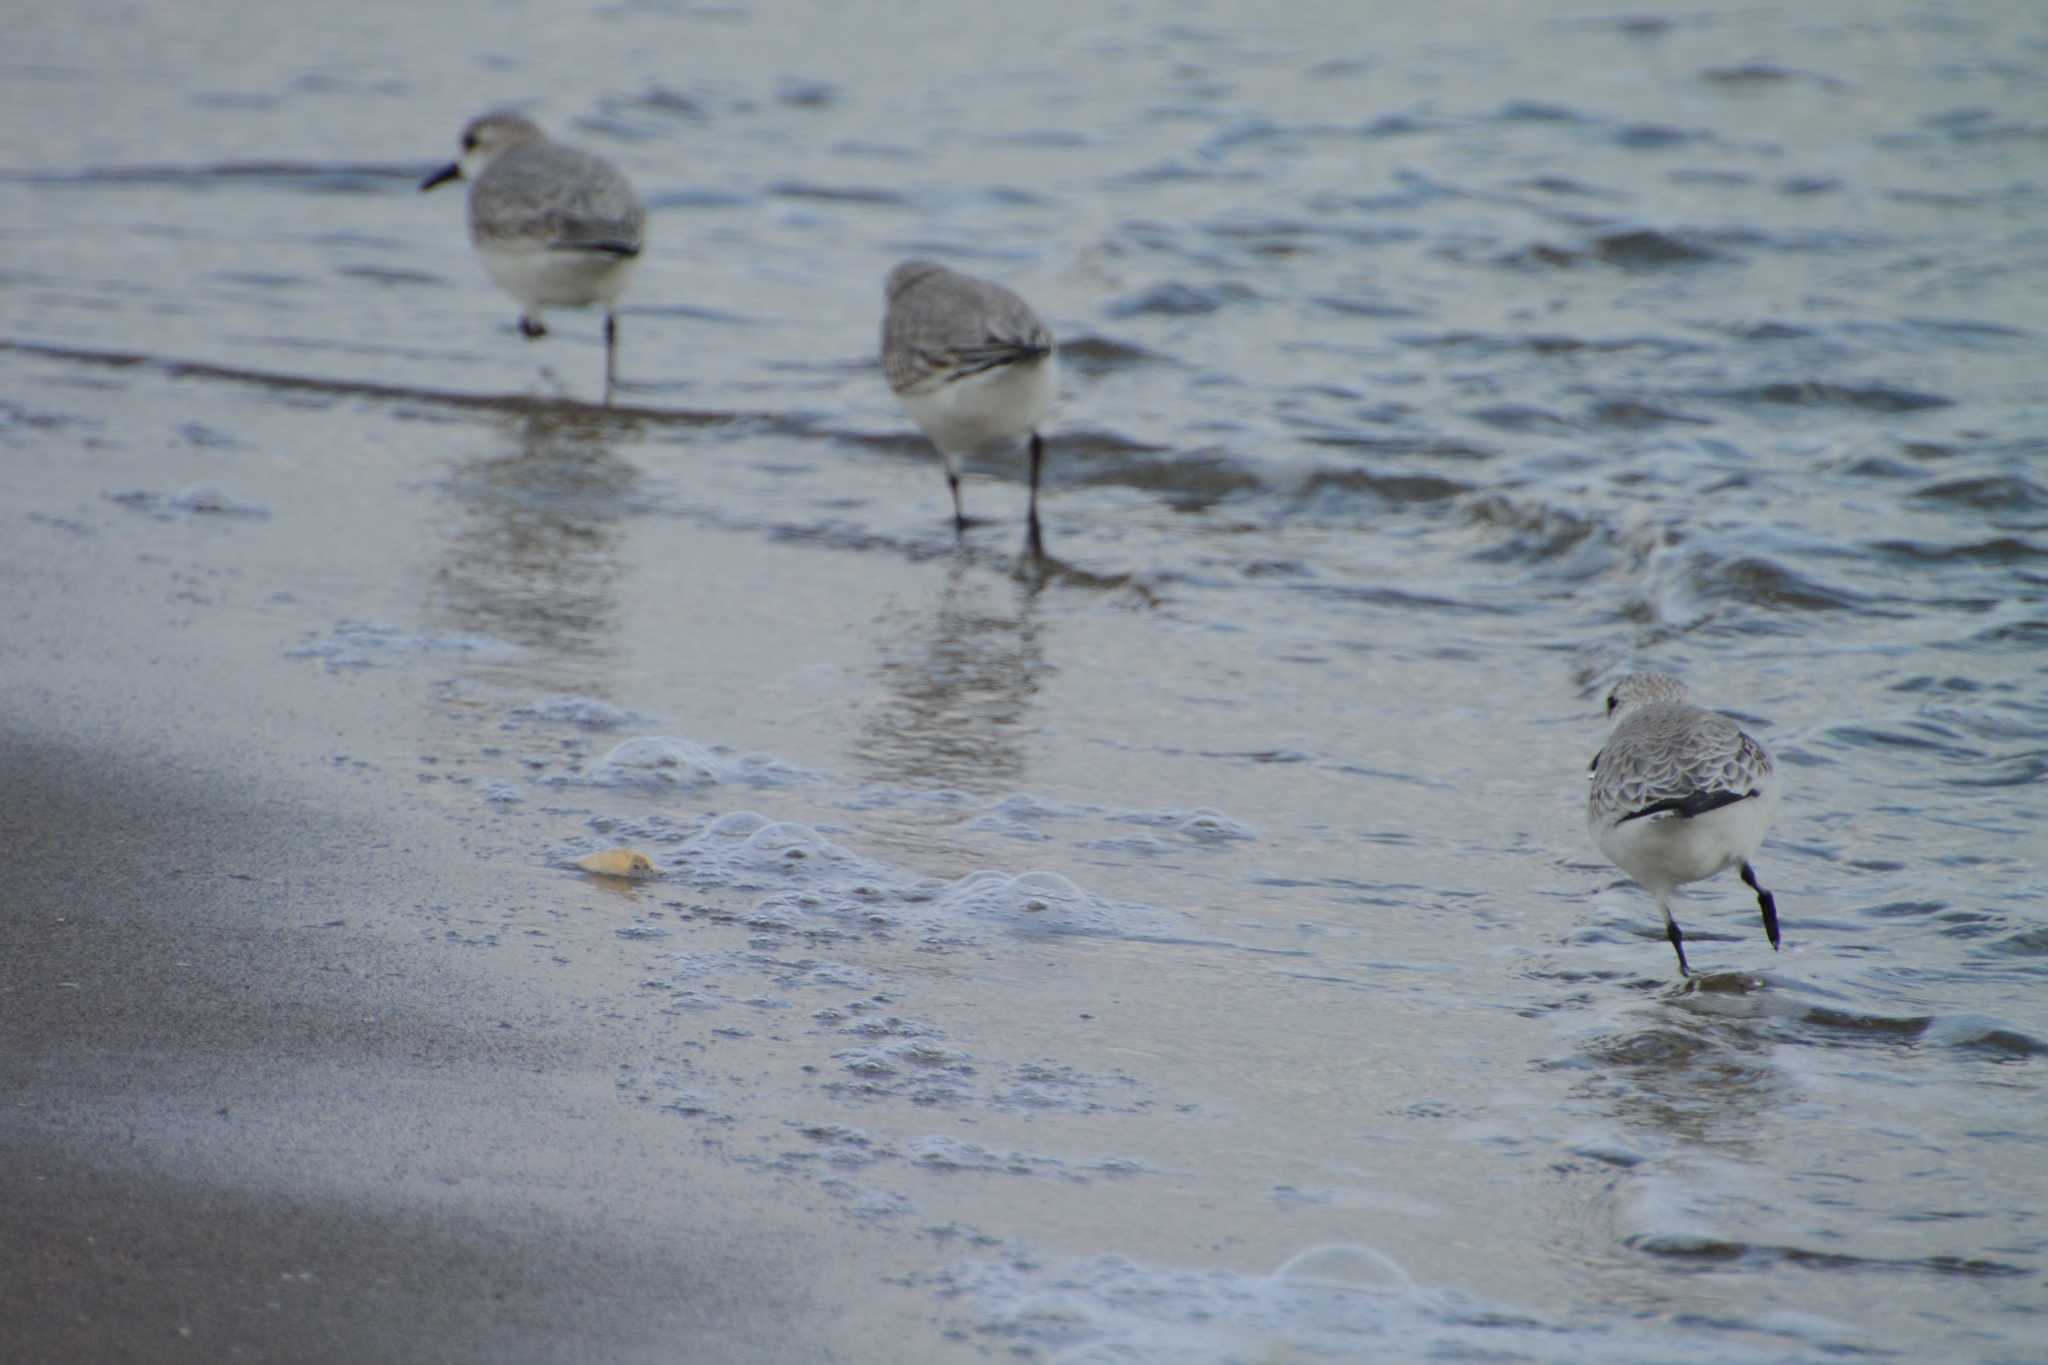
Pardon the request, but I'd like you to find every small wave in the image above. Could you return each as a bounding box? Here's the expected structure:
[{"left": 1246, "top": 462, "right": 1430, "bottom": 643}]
[
  {"left": 1945, "top": 751, "right": 2048, "bottom": 788},
  {"left": 106, "top": 484, "right": 269, "bottom": 520},
  {"left": 1883, "top": 187, "right": 1987, "bottom": 209},
  {"left": 1107, "top": 157, "right": 1263, "bottom": 187},
  {"left": 1699, "top": 62, "right": 1845, "bottom": 89},
  {"left": 1592, "top": 227, "right": 1728, "bottom": 267},
  {"left": 1358, "top": 111, "right": 1446, "bottom": 139},
  {"left": 1463, "top": 495, "right": 1603, "bottom": 568},
  {"left": 335, "top": 264, "right": 444, "bottom": 288},
  {"left": 1289, "top": 581, "right": 1507, "bottom": 616},
  {"left": 7, "top": 161, "right": 422, "bottom": 193},
  {"left": 606, "top": 83, "right": 717, "bottom": 121},
  {"left": 1871, "top": 536, "right": 2047, "bottom": 567},
  {"left": 1103, "top": 280, "right": 1259, "bottom": 319},
  {"left": 1918, "top": 1013, "right": 2047, "bottom": 1057},
  {"left": 1, "top": 337, "right": 776, "bottom": 426},
  {"left": 1291, "top": 466, "right": 1472, "bottom": 506},
  {"left": 1056, "top": 333, "right": 1174, "bottom": 377},
  {"left": 764, "top": 179, "right": 914, "bottom": 207},
  {"left": 1627, "top": 1234, "right": 2030, "bottom": 1277},
  {"left": 1585, "top": 398, "right": 1713, "bottom": 428},
  {"left": 1909, "top": 475, "right": 2048, "bottom": 512},
  {"left": 1296, "top": 432, "right": 1497, "bottom": 462},
  {"left": 1680, "top": 554, "right": 1876, "bottom": 614},
  {"left": 1393, "top": 330, "right": 1708, "bottom": 359},
  {"left": 1698, "top": 381, "right": 1954, "bottom": 413},
  {"left": 1489, "top": 99, "right": 1596, "bottom": 124},
  {"left": 1706, "top": 320, "right": 1818, "bottom": 342},
  {"left": 1467, "top": 402, "right": 1579, "bottom": 434},
  {"left": 1987, "top": 925, "right": 2048, "bottom": 958},
  {"left": 1612, "top": 122, "right": 1714, "bottom": 150},
  {"left": 1310, "top": 293, "right": 1427, "bottom": 319},
  {"left": 1510, "top": 173, "right": 1628, "bottom": 200},
  {"left": 1821, "top": 724, "right": 1985, "bottom": 761},
  {"left": 1065, "top": 445, "right": 1262, "bottom": 510}
]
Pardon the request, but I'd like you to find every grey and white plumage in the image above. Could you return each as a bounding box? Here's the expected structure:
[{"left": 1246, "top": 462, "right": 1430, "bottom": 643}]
[
  {"left": 421, "top": 112, "right": 645, "bottom": 401},
  {"left": 881, "top": 260, "right": 1057, "bottom": 556},
  {"left": 1587, "top": 672, "right": 1783, "bottom": 976}
]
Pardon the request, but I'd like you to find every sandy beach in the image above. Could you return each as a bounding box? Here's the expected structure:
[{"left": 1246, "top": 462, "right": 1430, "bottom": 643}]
[
  {"left": 0, "top": 445, "right": 930, "bottom": 1362},
  {"left": 6, "top": 1, "right": 2046, "bottom": 1360}
]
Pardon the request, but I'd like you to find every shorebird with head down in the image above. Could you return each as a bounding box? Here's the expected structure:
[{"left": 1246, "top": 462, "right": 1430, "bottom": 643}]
[
  {"left": 1587, "top": 672, "right": 1784, "bottom": 976},
  {"left": 881, "top": 260, "right": 1058, "bottom": 559}
]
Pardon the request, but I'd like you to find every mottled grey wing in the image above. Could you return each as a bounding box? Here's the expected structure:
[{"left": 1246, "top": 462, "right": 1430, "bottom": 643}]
[
  {"left": 1592, "top": 707, "right": 1771, "bottom": 821},
  {"left": 882, "top": 270, "right": 1051, "bottom": 394},
  {"left": 471, "top": 143, "right": 645, "bottom": 253}
]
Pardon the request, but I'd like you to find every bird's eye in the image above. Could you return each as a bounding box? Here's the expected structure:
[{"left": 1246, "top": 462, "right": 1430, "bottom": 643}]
[{"left": 462, "top": 136, "right": 479, "bottom": 152}]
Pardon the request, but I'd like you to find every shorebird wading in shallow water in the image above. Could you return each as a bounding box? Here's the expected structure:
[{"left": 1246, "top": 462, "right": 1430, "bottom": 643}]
[
  {"left": 421, "top": 111, "right": 645, "bottom": 402},
  {"left": 881, "top": 260, "right": 1058, "bottom": 557},
  {"left": 1587, "top": 672, "right": 1783, "bottom": 976}
]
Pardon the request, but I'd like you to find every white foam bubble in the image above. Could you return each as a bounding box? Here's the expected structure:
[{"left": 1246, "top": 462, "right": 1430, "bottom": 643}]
[
  {"left": 573, "top": 740, "right": 827, "bottom": 792},
  {"left": 834, "top": 1038, "right": 976, "bottom": 1078},
  {"left": 904, "top": 1135, "right": 1068, "bottom": 1176},
  {"left": 916, "top": 1249, "right": 1762, "bottom": 1364},
  {"left": 960, "top": 796, "right": 1255, "bottom": 848},
  {"left": 285, "top": 619, "right": 519, "bottom": 670},
  {"left": 938, "top": 870, "right": 1186, "bottom": 938},
  {"left": 511, "top": 694, "right": 636, "bottom": 728},
  {"left": 108, "top": 484, "right": 270, "bottom": 519},
  {"left": 1165, "top": 808, "right": 1256, "bottom": 842},
  {"left": 587, "top": 736, "right": 725, "bottom": 789},
  {"left": 1272, "top": 1243, "right": 1414, "bottom": 1291}
]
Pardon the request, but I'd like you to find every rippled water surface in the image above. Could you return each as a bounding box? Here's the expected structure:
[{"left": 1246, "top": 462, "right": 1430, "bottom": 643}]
[{"left": 6, "top": 0, "right": 2047, "bottom": 1359}]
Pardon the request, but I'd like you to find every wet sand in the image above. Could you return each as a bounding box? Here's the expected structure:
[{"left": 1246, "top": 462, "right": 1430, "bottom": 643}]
[
  {"left": 0, "top": 508, "right": 927, "bottom": 1363},
  {"left": 7, "top": 1, "right": 2047, "bottom": 1360}
]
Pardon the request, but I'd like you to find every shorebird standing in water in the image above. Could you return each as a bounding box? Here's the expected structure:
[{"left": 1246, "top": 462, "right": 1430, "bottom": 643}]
[
  {"left": 881, "top": 260, "right": 1058, "bottom": 558},
  {"left": 422, "top": 112, "right": 645, "bottom": 402},
  {"left": 1587, "top": 672, "right": 1784, "bottom": 976}
]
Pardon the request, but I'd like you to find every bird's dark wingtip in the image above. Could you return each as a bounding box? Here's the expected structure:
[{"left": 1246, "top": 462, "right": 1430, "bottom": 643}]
[{"left": 1618, "top": 787, "right": 1758, "bottom": 824}]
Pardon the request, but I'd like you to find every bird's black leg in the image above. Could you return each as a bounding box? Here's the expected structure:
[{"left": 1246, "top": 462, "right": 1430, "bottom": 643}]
[
  {"left": 1662, "top": 916, "right": 1695, "bottom": 982},
  {"left": 1654, "top": 896, "right": 1687, "bottom": 982},
  {"left": 604, "top": 312, "right": 618, "bottom": 405},
  {"left": 520, "top": 314, "right": 547, "bottom": 339},
  {"left": 948, "top": 470, "right": 968, "bottom": 536},
  {"left": 1741, "top": 861, "right": 1781, "bottom": 951},
  {"left": 1025, "top": 431, "right": 1046, "bottom": 560}
]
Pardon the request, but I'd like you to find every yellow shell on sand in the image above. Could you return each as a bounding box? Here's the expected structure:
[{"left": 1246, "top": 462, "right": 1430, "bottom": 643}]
[{"left": 577, "top": 848, "right": 657, "bottom": 878}]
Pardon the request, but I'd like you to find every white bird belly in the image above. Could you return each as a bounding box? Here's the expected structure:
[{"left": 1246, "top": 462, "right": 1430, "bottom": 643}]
[
  {"left": 478, "top": 242, "right": 639, "bottom": 312},
  {"left": 1593, "top": 789, "right": 1775, "bottom": 890},
  {"left": 901, "top": 354, "right": 1056, "bottom": 457}
]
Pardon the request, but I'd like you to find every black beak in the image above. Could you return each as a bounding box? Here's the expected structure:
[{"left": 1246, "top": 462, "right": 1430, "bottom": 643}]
[{"left": 420, "top": 162, "right": 462, "bottom": 192}]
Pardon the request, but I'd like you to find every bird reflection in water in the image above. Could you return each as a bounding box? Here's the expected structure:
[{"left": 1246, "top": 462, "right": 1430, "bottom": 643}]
[
  {"left": 852, "top": 561, "right": 1049, "bottom": 794},
  {"left": 1568, "top": 990, "right": 1788, "bottom": 1152},
  {"left": 431, "top": 404, "right": 640, "bottom": 675}
]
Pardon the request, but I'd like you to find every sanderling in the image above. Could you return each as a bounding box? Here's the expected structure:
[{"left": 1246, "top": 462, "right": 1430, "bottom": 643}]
[
  {"left": 881, "top": 260, "right": 1058, "bottom": 557},
  {"left": 1587, "top": 672, "right": 1783, "bottom": 976},
  {"left": 422, "top": 111, "right": 645, "bottom": 401}
]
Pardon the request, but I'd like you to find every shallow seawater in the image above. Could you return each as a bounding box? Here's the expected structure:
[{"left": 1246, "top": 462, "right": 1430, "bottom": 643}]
[{"left": 6, "top": 0, "right": 2047, "bottom": 1359}]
